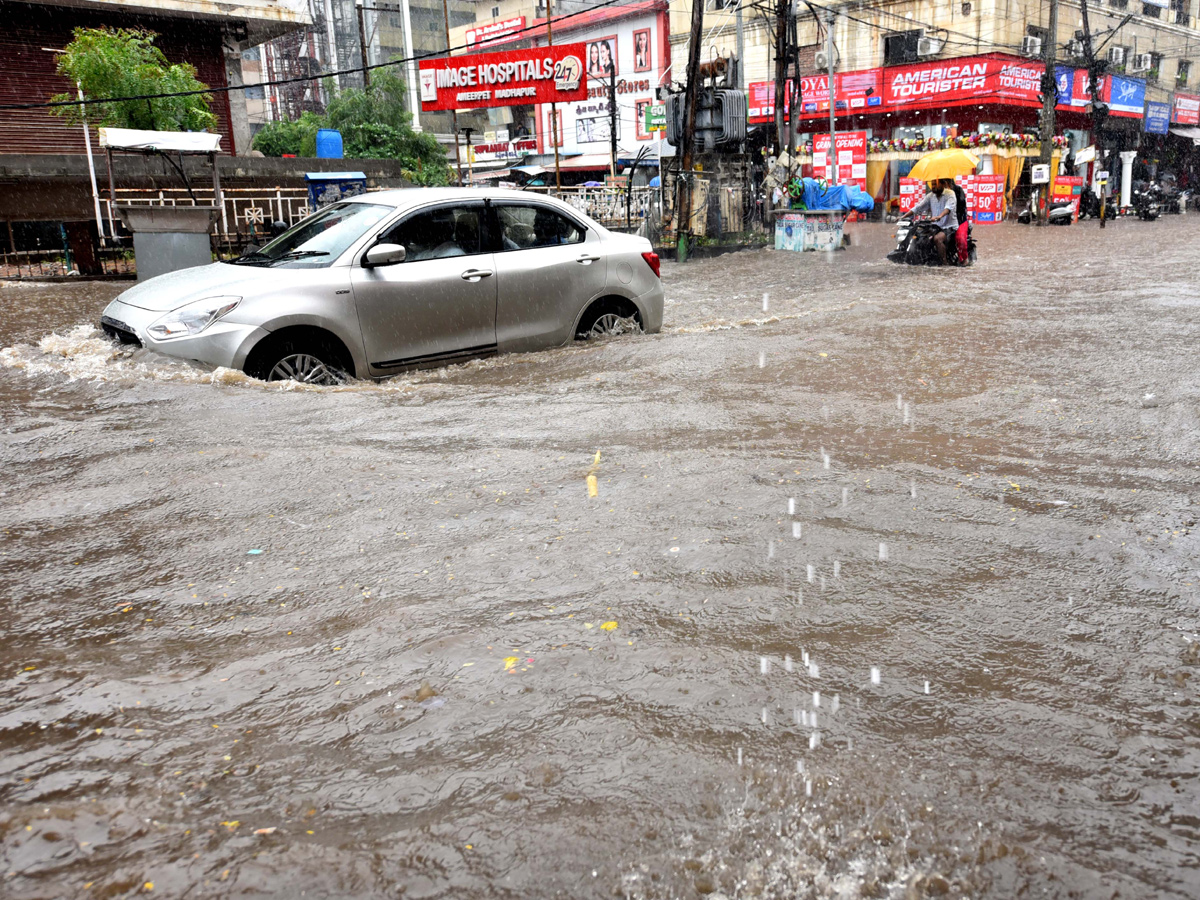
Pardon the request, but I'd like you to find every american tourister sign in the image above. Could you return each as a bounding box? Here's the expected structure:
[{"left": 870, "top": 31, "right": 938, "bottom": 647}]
[
  {"left": 419, "top": 43, "right": 589, "bottom": 111},
  {"left": 883, "top": 56, "right": 1044, "bottom": 109}
]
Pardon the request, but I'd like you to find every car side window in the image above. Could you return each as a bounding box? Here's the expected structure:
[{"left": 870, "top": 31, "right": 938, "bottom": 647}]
[
  {"left": 494, "top": 205, "right": 584, "bottom": 251},
  {"left": 381, "top": 205, "right": 484, "bottom": 262}
]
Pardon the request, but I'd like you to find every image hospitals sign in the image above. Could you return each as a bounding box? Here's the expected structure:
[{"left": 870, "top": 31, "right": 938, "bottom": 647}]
[{"left": 419, "top": 43, "right": 589, "bottom": 111}]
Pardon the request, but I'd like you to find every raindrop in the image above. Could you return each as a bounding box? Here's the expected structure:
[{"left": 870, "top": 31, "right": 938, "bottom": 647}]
[
  {"left": 762, "top": 292, "right": 769, "bottom": 312},
  {"left": 924, "top": 680, "right": 931, "bottom": 694},
  {"left": 784, "top": 654, "right": 794, "bottom": 673},
  {"left": 842, "top": 487, "right": 849, "bottom": 507},
  {"left": 801, "top": 650, "right": 809, "bottom": 666},
  {"left": 805, "top": 778, "right": 813, "bottom": 796},
  {"left": 759, "top": 350, "right": 766, "bottom": 368},
  {"left": 768, "top": 540, "right": 775, "bottom": 559},
  {"left": 796, "top": 759, "right": 805, "bottom": 774},
  {"left": 879, "top": 542, "right": 889, "bottom": 561},
  {"left": 808, "top": 662, "right": 820, "bottom": 678},
  {"left": 801, "top": 710, "right": 809, "bottom": 726},
  {"left": 807, "top": 564, "right": 815, "bottom": 583},
  {"left": 793, "top": 521, "right": 802, "bottom": 539},
  {"left": 823, "top": 453, "right": 831, "bottom": 470},
  {"left": 897, "top": 394, "right": 903, "bottom": 409},
  {"left": 870, "top": 666, "right": 881, "bottom": 685},
  {"left": 760, "top": 656, "right": 770, "bottom": 675},
  {"left": 809, "top": 732, "right": 821, "bottom": 749},
  {"left": 831, "top": 694, "right": 840, "bottom": 713},
  {"left": 737, "top": 747, "right": 743, "bottom": 766},
  {"left": 762, "top": 707, "right": 769, "bottom": 725},
  {"left": 821, "top": 405, "right": 830, "bottom": 420},
  {"left": 833, "top": 560, "right": 841, "bottom": 578},
  {"left": 788, "top": 497, "right": 795, "bottom": 515},
  {"left": 910, "top": 479, "right": 917, "bottom": 499},
  {"left": 820, "top": 576, "right": 826, "bottom": 590},
  {"left": 812, "top": 691, "right": 821, "bottom": 707},
  {"left": 796, "top": 588, "right": 803, "bottom": 605},
  {"left": 903, "top": 403, "right": 911, "bottom": 424},
  {"left": 811, "top": 711, "right": 818, "bottom": 728}
]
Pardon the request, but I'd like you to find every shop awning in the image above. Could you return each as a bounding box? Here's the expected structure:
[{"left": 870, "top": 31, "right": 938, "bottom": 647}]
[
  {"left": 553, "top": 154, "right": 613, "bottom": 170},
  {"left": 1170, "top": 126, "right": 1200, "bottom": 143},
  {"left": 467, "top": 168, "right": 510, "bottom": 182}
]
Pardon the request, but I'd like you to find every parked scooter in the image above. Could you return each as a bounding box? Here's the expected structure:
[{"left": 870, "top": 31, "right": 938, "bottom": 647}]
[
  {"left": 887, "top": 218, "right": 976, "bottom": 266},
  {"left": 1132, "top": 181, "right": 1162, "bottom": 220},
  {"left": 1018, "top": 200, "right": 1074, "bottom": 225}
]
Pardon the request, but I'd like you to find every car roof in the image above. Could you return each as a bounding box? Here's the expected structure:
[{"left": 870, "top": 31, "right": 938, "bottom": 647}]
[{"left": 347, "top": 187, "right": 583, "bottom": 213}]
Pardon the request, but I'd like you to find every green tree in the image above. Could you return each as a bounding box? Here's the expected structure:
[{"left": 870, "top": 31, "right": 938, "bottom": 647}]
[
  {"left": 252, "top": 71, "right": 451, "bottom": 185},
  {"left": 51, "top": 27, "right": 216, "bottom": 132}
]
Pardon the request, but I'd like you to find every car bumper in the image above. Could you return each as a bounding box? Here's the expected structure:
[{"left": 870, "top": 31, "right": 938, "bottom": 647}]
[
  {"left": 100, "top": 298, "right": 268, "bottom": 371},
  {"left": 635, "top": 283, "right": 664, "bottom": 334}
]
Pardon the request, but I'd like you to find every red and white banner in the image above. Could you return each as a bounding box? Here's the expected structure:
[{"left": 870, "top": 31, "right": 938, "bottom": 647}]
[
  {"left": 800, "top": 69, "right": 884, "bottom": 113},
  {"left": 813, "top": 131, "right": 867, "bottom": 189},
  {"left": 465, "top": 16, "right": 526, "bottom": 48},
  {"left": 972, "top": 174, "right": 1006, "bottom": 223},
  {"left": 419, "top": 43, "right": 589, "bottom": 111},
  {"left": 899, "top": 178, "right": 925, "bottom": 215},
  {"left": 883, "top": 56, "right": 1043, "bottom": 110},
  {"left": 748, "top": 80, "right": 790, "bottom": 124},
  {"left": 1173, "top": 93, "right": 1200, "bottom": 125}
]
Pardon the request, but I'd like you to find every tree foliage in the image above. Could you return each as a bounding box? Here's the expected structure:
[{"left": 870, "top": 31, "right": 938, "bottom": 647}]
[
  {"left": 51, "top": 27, "right": 216, "bottom": 132},
  {"left": 252, "top": 71, "right": 451, "bottom": 185}
]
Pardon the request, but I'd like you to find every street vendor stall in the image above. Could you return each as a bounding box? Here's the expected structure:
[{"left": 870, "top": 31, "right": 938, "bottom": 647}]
[{"left": 774, "top": 178, "right": 874, "bottom": 252}]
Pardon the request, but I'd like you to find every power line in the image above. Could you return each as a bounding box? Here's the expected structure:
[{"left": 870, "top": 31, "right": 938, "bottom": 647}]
[{"left": 0, "top": 0, "right": 645, "bottom": 113}]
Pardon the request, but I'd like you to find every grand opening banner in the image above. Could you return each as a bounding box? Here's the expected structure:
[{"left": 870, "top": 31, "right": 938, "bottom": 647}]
[
  {"left": 419, "top": 43, "right": 589, "bottom": 111},
  {"left": 813, "top": 131, "right": 866, "bottom": 189}
]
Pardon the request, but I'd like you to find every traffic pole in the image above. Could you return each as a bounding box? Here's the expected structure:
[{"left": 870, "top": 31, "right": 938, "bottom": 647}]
[{"left": 1037, "top": 0, "right": 1058, "bottom": 225}]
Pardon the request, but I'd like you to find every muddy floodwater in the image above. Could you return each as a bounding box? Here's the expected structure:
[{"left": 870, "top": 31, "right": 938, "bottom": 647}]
[{"left": 2, "top": 221, "right": 1200, "bottom": 899}]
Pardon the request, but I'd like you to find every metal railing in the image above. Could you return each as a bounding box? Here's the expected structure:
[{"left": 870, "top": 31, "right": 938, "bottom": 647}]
[
  {"left": 0, "top": 247, "right": 134, "bottom": 279},
  {"left": 101, "top": 187, "right": 313, "bottom": 245}
]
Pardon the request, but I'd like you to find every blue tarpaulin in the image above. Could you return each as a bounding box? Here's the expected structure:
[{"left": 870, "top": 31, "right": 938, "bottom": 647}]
[{"left": 793, "top": 178, "right": 874, "bottom": 212}]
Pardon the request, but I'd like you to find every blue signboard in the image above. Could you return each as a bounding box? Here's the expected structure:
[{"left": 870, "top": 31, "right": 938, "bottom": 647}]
[
  {"left": 1145, "top": 100, "right": 1170, "bottom": 133},
  {"left": 1107, "top": 76, "right": 1146, "bottom": 116},
  {"left": 1055, "top": 66, "right": 1074, "bottom": 106}
]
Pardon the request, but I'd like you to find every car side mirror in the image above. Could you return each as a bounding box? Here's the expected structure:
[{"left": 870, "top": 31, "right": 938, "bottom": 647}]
[{"left": 364, "top": 243, "right": 406, "bottom": 267}]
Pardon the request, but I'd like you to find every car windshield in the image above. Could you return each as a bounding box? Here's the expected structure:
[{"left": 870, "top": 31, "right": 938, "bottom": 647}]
[{"left": 228, "top": 202, "right": 392, "bottom": 268}]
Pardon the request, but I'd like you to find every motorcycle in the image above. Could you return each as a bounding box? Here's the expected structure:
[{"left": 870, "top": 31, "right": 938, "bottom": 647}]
[
  {"left": 1132, "top": 182, "right": 1162, "bottom": 221},
  {"left": 887, "top": 218, "right": 976, "bottom": 267},
  {"left": 1018, "top": 200, "right": 1074, "bottom": 225}
]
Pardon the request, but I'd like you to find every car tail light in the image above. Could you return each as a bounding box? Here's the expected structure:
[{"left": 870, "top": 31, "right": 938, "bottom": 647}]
[{"left": 641, "top": 251, "right": 661, "bottom": 278}]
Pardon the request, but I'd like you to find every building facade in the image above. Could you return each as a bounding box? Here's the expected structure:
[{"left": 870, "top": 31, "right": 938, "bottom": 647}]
[{"left": 0, "top": 0, "right": 308, "bottom": 156}]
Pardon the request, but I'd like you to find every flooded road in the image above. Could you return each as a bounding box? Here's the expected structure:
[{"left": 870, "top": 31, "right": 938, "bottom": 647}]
[{"left": 2, "top": 220, "right": 1199, "bottom": 899}]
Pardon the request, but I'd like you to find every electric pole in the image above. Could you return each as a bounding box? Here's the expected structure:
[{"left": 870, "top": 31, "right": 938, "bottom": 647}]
[
  {"left": 826, "top": 9, "right": 836, "bottom": 184},
  {"left": 546, "top": 0, "right": 562, "bottom": 192},
  {"left": 1080, "top": 0, "right": 1110, "bottom": 225},
  {"left": 356, "top": 0, "right": 371, "bottom": 88},
  {"left": 773, "top": 0, "right": 788, "bottom": 155},
  {"left": 678, "top": 0, "right": 705, "bottom": 262},
  {"left": 442, "top": 0, "right": 462, "bottom": 184},
  {"left": 610, "top": 66, "right": 618, "bottom": 177},
  {"left": 1036, "top": 0, "right": 1058, "bottom": 224}
]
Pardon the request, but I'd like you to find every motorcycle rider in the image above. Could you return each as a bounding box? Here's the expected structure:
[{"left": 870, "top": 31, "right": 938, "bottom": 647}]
[{"left": 903, "top": 178, "right": 958, "bottom": 265}]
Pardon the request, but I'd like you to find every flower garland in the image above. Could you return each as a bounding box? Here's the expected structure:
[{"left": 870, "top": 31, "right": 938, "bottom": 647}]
[{"left": 799, "top": 133, "right": 1069, "bottom": 154}]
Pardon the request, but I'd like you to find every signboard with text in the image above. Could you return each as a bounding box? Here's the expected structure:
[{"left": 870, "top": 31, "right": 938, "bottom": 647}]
[
  {"left": 899, "top": 178, "right": 925, "bottom": 215},
  {"left": 419, "top": 43, "right": 589, "bottom": 111},
  {"left": 972, "top": 174, "right": 1005, "bottom": 223},
  {"left": 1173, "top": 92, "right": 1200, "bottom": 124},
  {"left": 465, "top": 16, "right": 527, "bottom": 48},
  {"left": 1145, "top": 101, "right": 1170, "bottom": 134},
  {"left": 1103, "top": 75, "right": 1146, "bottom": 117},
  {"left": 883, "top": 56, "right": 1043, "bottom": 111},
  {"left": 1051, "top": 175, "right": 1083, "bottom": 222},
  {"left": 813, "top": 131, "right": 867, "bottom": 189},
  {"left": 748, "top": 80, "right": 790, "bottom": 124}
]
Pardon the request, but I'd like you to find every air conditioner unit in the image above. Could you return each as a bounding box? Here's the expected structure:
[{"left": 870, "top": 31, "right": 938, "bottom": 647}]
[
  {"left": 917, "top": 36, "right": 943, "bottom": 56},
  {"left": 1108, "top": 46, "right": 1126, "bottom": 66},
  {"left": 1130, "top": 53, "right": 1152, "bottom": 72},
  {"left": 1021, "top": 35, "right": 1042, "bottom": 57},
  {"left": 814, "top": 50, "right": 830, "bottom": 69},
  {"left": 1066, "top": 39, "right": 1083, "bottom": 57}
]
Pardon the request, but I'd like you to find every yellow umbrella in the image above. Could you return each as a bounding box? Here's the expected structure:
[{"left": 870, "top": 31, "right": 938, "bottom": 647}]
[{"left": 908, "top": 148, "right": 980, "bottom": 183}]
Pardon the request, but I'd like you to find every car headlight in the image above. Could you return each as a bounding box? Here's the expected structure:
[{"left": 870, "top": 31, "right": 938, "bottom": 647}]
[{"left": 147, "top": 296, "right": 240, "bottom": 340}]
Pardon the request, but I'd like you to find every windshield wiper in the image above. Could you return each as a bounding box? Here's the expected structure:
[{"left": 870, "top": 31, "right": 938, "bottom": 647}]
[
  {"left": 267, "top": 250, "right": 330, "bottom": 265},
  {"left": 227, "top": 249, "right": 272, "bottom": 266}
]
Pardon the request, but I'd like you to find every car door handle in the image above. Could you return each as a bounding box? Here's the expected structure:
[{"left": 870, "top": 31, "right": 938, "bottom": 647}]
[
  {"left": 575, "top": 253, "right": 601, "bottom": 264},
  {"left": 460, "top": 268, "right": 493, "bottom": 282}
]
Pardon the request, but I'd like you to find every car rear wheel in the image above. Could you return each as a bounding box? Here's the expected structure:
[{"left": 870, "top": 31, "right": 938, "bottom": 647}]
[
  {"left": 267, "top": 352, "right": 342, "bottom": 385},
  {"left": 576, "top": 299, "right": 642, "bottom": 339}
]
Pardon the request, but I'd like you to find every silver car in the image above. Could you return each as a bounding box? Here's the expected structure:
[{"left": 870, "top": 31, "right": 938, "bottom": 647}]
[{"left": 99, "top": 188, "right": 664, "bottom": 384}]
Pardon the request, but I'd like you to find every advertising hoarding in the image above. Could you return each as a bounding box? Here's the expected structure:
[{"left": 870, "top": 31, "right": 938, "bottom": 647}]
[
  {"left": 419, "top": 43, "right": 589, "bottom": 111},
  {"left": 812, "top": 131, "right": 867, "bottom": 190}
]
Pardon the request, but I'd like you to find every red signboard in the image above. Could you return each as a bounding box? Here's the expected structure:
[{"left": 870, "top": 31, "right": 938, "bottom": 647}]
[
  {"left": 972, "top": 174, "right": 1005, "bottom": 223},
  {"left": 883, "top": 56, "right": 1042, "bottom": 111},
  {"left": 748, "top": 80, "right": 790, "bottom": 124},
  {"left": 813, "top": 131, "right": 866, "bottom": 189},
  {"left": 899, "top": 178, "right": 925, "bottom": 215},
  {"left": 1051, "top": 175, "right": 1083, "bottom": 222},
  {"left": 419, "top": 43, "right": 588, "bottom": 111},
  {"left": 800, "top": 69, "right": 883, "bottom": 113},
  {"left": 1173, "top": 92, "right": 1200, "bottom": 125}
]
